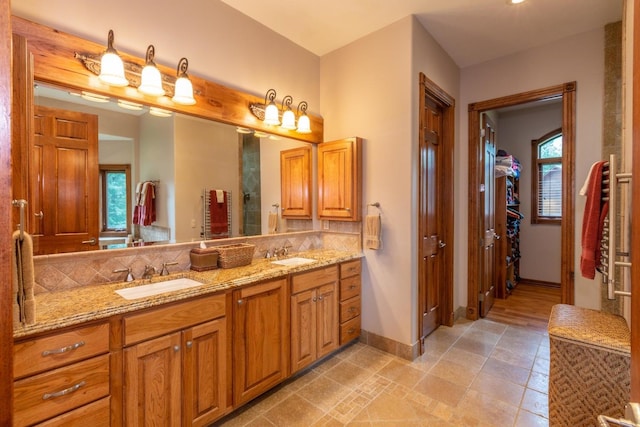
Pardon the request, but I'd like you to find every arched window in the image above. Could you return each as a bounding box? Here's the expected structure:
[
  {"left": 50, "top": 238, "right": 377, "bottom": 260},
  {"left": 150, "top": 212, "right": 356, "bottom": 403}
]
[{"left": 531, "top": 129, "right": 562, "bottom": 224}]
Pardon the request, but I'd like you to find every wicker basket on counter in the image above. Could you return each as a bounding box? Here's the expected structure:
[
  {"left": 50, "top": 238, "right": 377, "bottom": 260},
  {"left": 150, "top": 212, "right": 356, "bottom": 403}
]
[{"left": 215, "top": 243, "right": 255, "bottom": 268}]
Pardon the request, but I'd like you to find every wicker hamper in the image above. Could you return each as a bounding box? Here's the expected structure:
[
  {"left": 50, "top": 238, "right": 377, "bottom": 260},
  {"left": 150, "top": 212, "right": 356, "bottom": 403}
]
[
  {"left": 215, "top": 243, "right": 255, "bottom": 268},
  {"left": 548, "top": 304, "right": 630, "bottom": 427}
]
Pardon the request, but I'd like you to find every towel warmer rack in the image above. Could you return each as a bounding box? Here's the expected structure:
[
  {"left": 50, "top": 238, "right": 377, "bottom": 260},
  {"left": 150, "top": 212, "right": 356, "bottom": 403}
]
[
  {"left": 202, "top": 189, "right": 231, "bottom": 239},
  {"left": 600, "top": 154, "right": 632, "bottom": 299}
]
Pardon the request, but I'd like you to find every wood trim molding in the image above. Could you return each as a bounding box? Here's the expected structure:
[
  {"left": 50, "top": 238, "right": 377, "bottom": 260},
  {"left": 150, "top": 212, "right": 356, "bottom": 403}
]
[
  {"left": 10, "top": 16, "right": 323, "bottom": 144},
  {"left": 467, "top": 82, "right": 576, "bottom": 320},
  {"left": 0, "top": 0, "right": 14, "bottom": 423}
]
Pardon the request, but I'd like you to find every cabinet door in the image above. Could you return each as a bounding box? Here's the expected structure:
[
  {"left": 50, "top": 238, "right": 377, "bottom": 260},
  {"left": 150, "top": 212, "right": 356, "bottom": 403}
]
[
  {"left": 183, "top": 318, "right": 228, "bottom": 427},
  {"left": 318, "top": 137, "right": 362, "bottom": 221},
  {"left": 316, "top": 282, "right": 339, "bottom": 359},
  {"left": 291, "top": 289, "right": 316, "bottom": 373},
  {"left": 233, "top": 278, "right": 289, "bottom": 406},
  {"left": 281, "top": 146, "right": 312, "bottom": 218},
  {"left": 124, "top": 332, "right": 182, "bottom": 426}
]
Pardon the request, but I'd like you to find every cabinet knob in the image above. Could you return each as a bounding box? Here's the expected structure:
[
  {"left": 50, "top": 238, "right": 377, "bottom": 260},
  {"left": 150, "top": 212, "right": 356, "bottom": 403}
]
[
  {"left": 237, "top": 299, "right": 244, "bottom": 305},
  {"left": 173, "top": 345, "right": 180, "bottom": 352},
  {"left": 318, "top": 295, "right": 323, "bottom": 301},
  {"left": 186, "top": 341, "right": 193, "bottom": 349},
  {"left": 349, "top": 285, "right": 356, "bottom": 290},
  {"left": 312, "top": 297, "right": 317, "bottom": 302}
]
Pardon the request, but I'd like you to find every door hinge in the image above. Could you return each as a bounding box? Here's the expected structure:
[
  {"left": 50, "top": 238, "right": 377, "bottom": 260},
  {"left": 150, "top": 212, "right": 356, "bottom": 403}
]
[{"left": 481, "top": 128, "right": 486, "bottom": 138}]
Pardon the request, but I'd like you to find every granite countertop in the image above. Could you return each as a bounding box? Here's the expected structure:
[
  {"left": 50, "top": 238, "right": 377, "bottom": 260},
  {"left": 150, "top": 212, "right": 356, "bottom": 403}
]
[{"left": 14, "top": 249, "right": 362, "bottom": 339}]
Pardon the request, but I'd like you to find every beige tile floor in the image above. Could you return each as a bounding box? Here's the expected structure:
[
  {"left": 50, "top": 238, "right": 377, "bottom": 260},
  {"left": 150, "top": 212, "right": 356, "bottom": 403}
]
[{"left": 214, "top": 318, "right": 549, "bottom": 426}]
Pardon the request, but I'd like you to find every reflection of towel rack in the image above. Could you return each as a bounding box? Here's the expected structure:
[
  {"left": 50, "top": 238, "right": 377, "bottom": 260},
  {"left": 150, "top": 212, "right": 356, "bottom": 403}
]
[
  {"left": 11, "top": 199, "right": 27, "bottom": 241},
  {"left": 600, "top": 154, "right": 632, "bottom": 299},
  {"left": 367, "top": 202, "right": 381, "bottom": 214},
  {"left": 202, "top": 189, "right": 231, "bottom": 239},
  {"left": 272, "top": 203, "right": 280, "bottom": 214}
]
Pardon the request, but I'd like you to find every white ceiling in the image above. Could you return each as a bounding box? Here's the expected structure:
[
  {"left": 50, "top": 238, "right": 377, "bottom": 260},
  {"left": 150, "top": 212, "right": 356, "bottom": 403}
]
[{"left": 220, "top": 0, "right": 623, "bottom": 68}]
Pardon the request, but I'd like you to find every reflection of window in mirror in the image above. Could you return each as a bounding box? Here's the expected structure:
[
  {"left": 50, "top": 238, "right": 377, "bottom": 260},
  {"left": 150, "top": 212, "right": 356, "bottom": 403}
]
[{"left": 100, "top": 164, "right": 131, "bottom": 236}]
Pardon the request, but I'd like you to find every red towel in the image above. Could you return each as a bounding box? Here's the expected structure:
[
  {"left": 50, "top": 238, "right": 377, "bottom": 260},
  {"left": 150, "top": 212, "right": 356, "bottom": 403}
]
[
  {"left": 209, "top": 190, "right": 229, "bottom": 237},
  {"left": 580, "top": 161, "right": 605, "bottom": 279},
  {"left": 133, "top": 182, "right": 156, "bottom": 226}
]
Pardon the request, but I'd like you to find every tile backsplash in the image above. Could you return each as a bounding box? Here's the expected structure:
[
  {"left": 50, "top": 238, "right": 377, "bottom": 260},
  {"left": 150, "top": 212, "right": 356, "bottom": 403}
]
[{"left": 33, "top": 230, "right": 361, "bottom": 294}]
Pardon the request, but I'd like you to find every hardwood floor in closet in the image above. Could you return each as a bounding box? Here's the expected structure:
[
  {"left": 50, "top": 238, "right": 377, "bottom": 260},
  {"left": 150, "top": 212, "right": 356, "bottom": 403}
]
[{"left": 486, "top": 283, "right": 561, "bottom": 333}]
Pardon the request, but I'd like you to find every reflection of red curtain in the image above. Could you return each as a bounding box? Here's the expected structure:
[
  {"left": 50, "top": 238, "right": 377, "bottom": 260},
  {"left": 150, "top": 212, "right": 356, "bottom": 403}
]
[{"left": 209, "top": 190, "right": 228, "bottom": 237}]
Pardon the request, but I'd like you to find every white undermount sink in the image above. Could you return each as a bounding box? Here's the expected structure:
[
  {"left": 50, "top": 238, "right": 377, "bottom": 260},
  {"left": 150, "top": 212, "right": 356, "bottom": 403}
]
[
  {"left": 271, "top": 257, "right": 316, "bottom": 267},
  {"left": 115, "top": 277, "right": 205, "bottom": 300}
]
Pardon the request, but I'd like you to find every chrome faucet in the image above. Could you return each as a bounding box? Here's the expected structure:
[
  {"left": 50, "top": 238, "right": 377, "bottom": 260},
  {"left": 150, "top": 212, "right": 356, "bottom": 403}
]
[
  {"left": 160, "top": 261, "right": 178, "bottom": 276},
  {"left": 142, "top": 265, "right": 157, "bottom": 279},
  {"left": 113, "top": 267, "right": 134, "bottom": 282}
]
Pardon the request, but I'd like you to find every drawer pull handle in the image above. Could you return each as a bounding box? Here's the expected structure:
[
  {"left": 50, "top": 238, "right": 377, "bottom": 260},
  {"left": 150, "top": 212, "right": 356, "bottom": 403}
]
[
  {"left": 42, "top": 341, "right": 85, "bottom": 357},
  {"left": 42, "top": 381, "right": 86, "bottom": 400},
  {"left": 349, "top": 285, "right": 356, "bottom": 290},
  {"left": 347, "top": 328, "right": 356, "bottom": 334},
  {"left": 348, "top": 307, "right": 357, "bottom": 313}
]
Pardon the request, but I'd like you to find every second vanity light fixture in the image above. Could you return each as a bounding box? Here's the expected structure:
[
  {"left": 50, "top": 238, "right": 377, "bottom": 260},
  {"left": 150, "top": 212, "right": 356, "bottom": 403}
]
[
  {"left": 92, "top": 30, "right": 196, "bottom": 105},
  {"left": 250, "top": 89, "right": 312, "bottom": 134}
]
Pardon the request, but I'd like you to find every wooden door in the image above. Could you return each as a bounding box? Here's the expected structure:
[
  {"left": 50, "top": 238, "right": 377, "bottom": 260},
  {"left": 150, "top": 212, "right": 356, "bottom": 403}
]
[
  {"left": 315, "top": 282, "right": 339, "bottom": 359},
  {"left": 419, "top": 96, "right": 444, "bottom": 340},
  {"left": 32, "top": 105, "right": 99, "bottom": 255},
  {"left": 183, "top": 318, "right": 228, "bottom": 427},
  {"left": 280, "top": 146, "right": 311, "bottom": 218},
  {"left": 291, "top": 288, "right": 316, "bottom": 373},
  {"left": 479, "top": 114, "right": 497, "bottom": 317},
  {"left": 233, "top": 278, "right": 288, "bottom": 406},
  {"left": 124, "top": 332, "right": 182, "bottom": 426},
  {"left": 317, "top": 137, "right": 362, "bottom": 221}
]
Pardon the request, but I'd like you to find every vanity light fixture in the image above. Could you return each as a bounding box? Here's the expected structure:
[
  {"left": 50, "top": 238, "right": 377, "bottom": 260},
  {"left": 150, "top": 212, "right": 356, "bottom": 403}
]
[
  {"left": 296, "top": 101, "right": 311, "bottom": 134},
  {"left": 80, "top": 91, "right": 110, "bottom": 103},
  {"left": 117, "top": 99, "right": 143, "bottom": 111},
  {"left": 98, "top": 30, "right": 129, "bottom": 87},
  {"left": 253, "top": 130, "right": 269, "bottom": 138},
  {"left": 507, "top": 0, "right": 525, "bottom": 4},
  {"left": 172, "top": 58, "right": 196, "bottom": 105},
  {"left": 236, "top": 126, "right": 253, "bottom": 134},
  {"left": 280, "top": 95, "right": 296, "bottom": 130},
  {"left": 138, "top": 45, "right": 165, "bottom": 96},
  {"left": 263, "top": 89, "right": 280, "bottom": 126},
  {"left": 149, "top": 106, "right": 173, "bottom": 117}
]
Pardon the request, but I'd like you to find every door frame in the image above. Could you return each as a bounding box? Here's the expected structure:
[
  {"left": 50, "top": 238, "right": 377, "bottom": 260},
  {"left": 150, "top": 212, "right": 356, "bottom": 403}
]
[
  {"left": 418, "top": 72, "right": 455, "bottom": 345},
  {"left": 466, "top": 82, "right": 576, "bottom": 319}
]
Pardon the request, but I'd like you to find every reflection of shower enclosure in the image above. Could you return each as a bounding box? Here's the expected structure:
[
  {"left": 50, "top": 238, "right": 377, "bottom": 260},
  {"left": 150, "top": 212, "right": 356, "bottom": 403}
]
[{"left": 242, "top": 134, "right": 261, "bottom": 236}]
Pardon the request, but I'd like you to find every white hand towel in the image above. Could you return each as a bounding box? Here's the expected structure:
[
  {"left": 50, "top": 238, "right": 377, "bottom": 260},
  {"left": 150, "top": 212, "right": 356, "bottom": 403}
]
[
  {"left": 216, "top": 189, "right": 224, "bottom": 203},
  {"left": 268, "top": 212, "right": 279, "bottom": 234},
  {"left": 365, "top": 214, "right": 382, "bottom": 250}
]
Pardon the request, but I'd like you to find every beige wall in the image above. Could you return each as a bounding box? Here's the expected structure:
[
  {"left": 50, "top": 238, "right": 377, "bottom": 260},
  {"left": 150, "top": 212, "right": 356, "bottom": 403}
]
[
  {"left": 461, "top": 28, "right": 606, "bottom": 310},
  {"left": 321, "top": 16, "right": 460, "bottom": 346}
]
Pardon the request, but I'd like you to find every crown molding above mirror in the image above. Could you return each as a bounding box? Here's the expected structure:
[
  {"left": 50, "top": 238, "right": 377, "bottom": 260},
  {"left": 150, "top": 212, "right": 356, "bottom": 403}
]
[{"left": 11, "top": 16, "right": 324, "bottom": 144}]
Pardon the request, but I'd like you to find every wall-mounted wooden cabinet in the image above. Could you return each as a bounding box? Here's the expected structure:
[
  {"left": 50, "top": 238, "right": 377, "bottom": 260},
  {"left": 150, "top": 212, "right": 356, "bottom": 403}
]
[
  {"left": 280, "top": 147, "right": 312, "bottom": 218},
  {"left": 318, "top": 137, "right": 362, "bottom": 221}
]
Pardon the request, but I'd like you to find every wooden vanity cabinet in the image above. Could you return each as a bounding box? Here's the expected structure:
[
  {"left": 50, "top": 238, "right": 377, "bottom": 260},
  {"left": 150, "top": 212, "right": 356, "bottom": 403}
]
[
  {"left": 122, "top": 293, "right": 228, "bottom": 427},
  {"left": 281, "top": 146, "right": 312, "bottom": 218},
  {"left": 290, "top": 265, "right": 339, "bottom": 373},
  {"left": 13, "top": 322, "right": 111, "bottom": 427},
  {"left": 232, "top": 277, "right": 289, "bottom": 406},
  {"left": 339, "top": 259, "right": 362, "bottom": 344},
  {"left": 318, "top": 137, "right": 362, "bottom": 221}
]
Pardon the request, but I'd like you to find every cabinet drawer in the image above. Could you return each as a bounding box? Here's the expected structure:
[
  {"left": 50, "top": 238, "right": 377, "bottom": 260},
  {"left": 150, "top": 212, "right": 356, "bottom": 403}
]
[
  {"left": 124, "top": 293, "right": 226, "bottom": 345},
  {"left": 340, "top": 260, "right": 361, "bottom": 278},
  {"left": 14, "top": 322, "right": 109, "bottom": 379},
  {"left": 14, "top": 354, "right": 110, "bottom": 427},
  {"left": 36, "top": 396, "right": 110, "bottom": 427},
  {"left": 340, "top": 316, "right": 361, "bottom": 344},
  {"left": 340, "top": 297, "right": 361, "bottom": 322},
  {"left": 292, "top": 265, "right": 338, "bottom": 294},
  {"left": 339, "top": 275, "right": 361, "bottom": 301}
]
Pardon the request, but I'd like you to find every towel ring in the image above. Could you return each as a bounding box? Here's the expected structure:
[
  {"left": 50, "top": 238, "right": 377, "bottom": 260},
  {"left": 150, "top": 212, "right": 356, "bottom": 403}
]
[{"left": 367, "top": 202, "right": 381, "bottom": 215}]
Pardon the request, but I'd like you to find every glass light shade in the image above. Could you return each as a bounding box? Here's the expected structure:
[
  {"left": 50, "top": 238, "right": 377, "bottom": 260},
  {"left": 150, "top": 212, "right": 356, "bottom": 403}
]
[
  {"left": 172, "top": 76, "right": 196, "bottom": 105},
  {"left": 138, "top": 65, "right": 165, "bottom": 96},
  {"left": 99, "top": 52, "right": 128, "bottom": 87},
  {"left": 263, "top": 102, "right": 280, "bottom": 125},
  {"left": 281, "top": 109, "right": 296, "bottom": 130},
  {"left": 296, "top": 114, "right": 311, "bottom": 133}
]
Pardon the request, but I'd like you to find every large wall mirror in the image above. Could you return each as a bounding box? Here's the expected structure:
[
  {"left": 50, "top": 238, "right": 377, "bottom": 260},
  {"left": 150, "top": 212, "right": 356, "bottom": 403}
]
[
  {"left": 31, "top": 82, "right": 313, "bottom": 254},
  {"left": 12, "top": 17, "right": 322, "bottom": 256}
]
